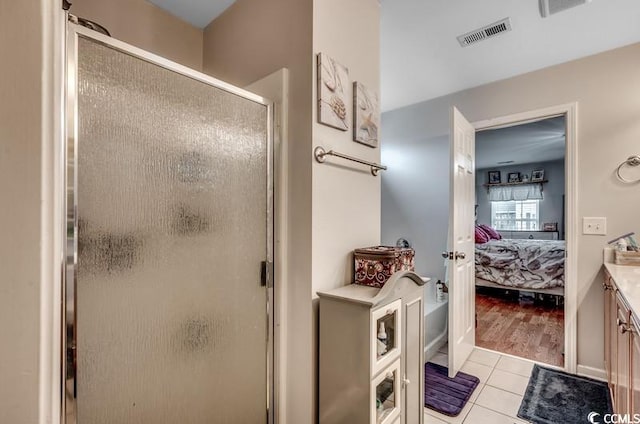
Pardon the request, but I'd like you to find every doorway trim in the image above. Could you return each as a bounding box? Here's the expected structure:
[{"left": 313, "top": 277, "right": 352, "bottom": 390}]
[{"left": 472, "top": 102, "right": 578, "bottom": 373}]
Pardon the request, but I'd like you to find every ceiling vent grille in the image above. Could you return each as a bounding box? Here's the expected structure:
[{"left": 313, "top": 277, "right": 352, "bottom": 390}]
[
  {"left": 539, "top": 0, "right": 591, "bottom": 17},
  {"left": 457, "top": 18, "right": 512, "bottom": 47}
]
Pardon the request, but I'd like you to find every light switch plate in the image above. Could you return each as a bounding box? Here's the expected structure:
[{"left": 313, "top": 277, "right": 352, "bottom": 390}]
[{"left": 583, "top": 217, "right": 607, "bottom": 235}]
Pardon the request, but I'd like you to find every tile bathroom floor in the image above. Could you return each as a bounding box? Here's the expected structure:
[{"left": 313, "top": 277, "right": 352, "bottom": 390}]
[{"left": 425, "top": 344, "right": 535, "bottom": 424}]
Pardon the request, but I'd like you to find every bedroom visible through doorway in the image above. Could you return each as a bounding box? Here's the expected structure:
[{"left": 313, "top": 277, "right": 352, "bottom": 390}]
[{"left": 474, "top": 115, "right": 566, "bottom": 367}]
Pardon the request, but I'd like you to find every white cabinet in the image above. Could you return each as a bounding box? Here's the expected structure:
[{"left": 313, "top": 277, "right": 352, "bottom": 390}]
[{"left": 318, "top": 271, "right": 425, "bottom": 424}]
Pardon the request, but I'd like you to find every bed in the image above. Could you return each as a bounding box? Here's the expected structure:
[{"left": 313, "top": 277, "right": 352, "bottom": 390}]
[{"left": 475, "top": 238, "right": 565, "bottom": 296}]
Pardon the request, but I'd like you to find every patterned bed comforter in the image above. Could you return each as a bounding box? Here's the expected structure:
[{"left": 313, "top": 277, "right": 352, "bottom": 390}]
[{"left": 475, "top": 239, "right": 565, "bottom": 289}]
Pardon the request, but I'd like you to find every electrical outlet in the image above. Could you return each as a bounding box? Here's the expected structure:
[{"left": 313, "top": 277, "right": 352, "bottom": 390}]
[{"left": 583, "top": 217, "right": 607, "bottom": 235}]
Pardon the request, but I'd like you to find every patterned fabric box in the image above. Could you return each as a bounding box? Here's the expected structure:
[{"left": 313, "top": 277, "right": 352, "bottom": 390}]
[{"left": 354, "top": 246, "right": 415, "bottom": 288}]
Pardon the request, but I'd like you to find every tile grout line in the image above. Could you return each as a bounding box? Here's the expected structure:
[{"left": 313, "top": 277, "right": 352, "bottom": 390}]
[
  {"left": 463, "top": 403, "right": 530, "bottom": 424},
  {"left": 471, "top": 398, "right": 525, "bottom": 422},
  {"left": 471, "top": 354, "right": 523, "bottom": 423},
  {"left": 471, "top": 363, "right": 528, "bottom": 423},
  {"left": 484, "top": 368, "right": 531, "bottom": 396},
  {"left": 428, "top": 352, "right": 532, "bottom": 423}
]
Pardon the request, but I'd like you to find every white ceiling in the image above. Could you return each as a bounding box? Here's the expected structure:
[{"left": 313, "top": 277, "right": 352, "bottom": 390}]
[
  {"left": 147, "top": 0, "right": 236, "bottom": 28},
  {"left": 381, "top": 0, "right": 640, "bottom": 111},
  {"left": 148, "top": 0, "right": 640, "bottom": 111},
  {"left": 476, "top": 116, "right": 565, "bottom": 170}
]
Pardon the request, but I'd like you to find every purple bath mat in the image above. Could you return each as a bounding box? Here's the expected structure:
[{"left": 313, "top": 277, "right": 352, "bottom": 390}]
[{"left": 424, "top": 362, "right": 480, "bottom": 417}]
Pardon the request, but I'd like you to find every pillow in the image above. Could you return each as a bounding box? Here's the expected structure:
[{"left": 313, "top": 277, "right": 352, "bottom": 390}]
[
  {"left": 479, "top": 224, "right": 501, "bottom": 240},
  {"left": 475, "top": 226, "right": 490, "bottom": 244}
]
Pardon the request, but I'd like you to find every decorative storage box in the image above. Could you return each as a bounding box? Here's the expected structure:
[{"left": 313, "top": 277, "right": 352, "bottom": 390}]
[
  {"left": 615, "top": 250, "right": 640, "bottom": 266},
  {"left": 354, "top": 246, "right": 415, "bottom": 288}
]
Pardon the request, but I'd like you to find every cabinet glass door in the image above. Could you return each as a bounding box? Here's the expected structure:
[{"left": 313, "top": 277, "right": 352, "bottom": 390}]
[
  {"left": 371, "top": 359, "right": 401, "bottom": 424},
  {"left": 371, "top": 300, "right": 402, "bottom": 374}
]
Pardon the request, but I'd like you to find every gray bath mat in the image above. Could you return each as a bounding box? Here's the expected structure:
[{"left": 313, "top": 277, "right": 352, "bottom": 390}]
[{"left": 518, "top": 364, "right": 612, "bottom": 424}]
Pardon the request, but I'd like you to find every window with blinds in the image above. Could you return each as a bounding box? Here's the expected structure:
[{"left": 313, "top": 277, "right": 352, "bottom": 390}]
[{"left": 491, "top": 200, "right": 540, "bottom": 230}]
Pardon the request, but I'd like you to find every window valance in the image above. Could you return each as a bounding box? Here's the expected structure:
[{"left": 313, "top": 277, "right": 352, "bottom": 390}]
[{"left": 488, "top": 183, "right": 543, "bottom": 201}]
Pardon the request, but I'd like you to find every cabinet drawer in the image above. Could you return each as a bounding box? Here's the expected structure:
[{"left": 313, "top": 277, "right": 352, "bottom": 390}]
[{"left": 371, "top": 299, "right": 402, "bottom": 376}]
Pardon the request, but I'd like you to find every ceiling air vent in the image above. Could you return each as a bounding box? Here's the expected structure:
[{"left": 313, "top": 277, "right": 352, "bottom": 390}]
[
  {"left": 457, "top": 18, "right": 512, "bottom": 47},
  {"left": 539, "top": 0, "right": 591, "bottom": 18}
]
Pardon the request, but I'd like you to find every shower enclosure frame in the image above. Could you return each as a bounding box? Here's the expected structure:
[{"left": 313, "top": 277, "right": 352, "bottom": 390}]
[{"left": 62, "top": 21, "right": 276, "bottom": 424}]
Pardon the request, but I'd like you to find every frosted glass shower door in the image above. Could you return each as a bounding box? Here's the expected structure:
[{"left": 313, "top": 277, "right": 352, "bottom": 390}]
[{"left": 67, "top": 32, "right": 271, "bottom": 424}]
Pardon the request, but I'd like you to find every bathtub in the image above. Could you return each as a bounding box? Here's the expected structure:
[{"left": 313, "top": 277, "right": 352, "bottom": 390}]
[{"left": 422, "top": 279, "right": 448, "bottom": 360}]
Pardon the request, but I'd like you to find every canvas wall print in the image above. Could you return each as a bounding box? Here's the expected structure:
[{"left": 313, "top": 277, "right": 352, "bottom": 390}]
[
  {"left": 353, "top": 82, "right": 380, "bottom": 148},
  {"left": 317, "top": 53, "right": 349, "bottom": 131}
]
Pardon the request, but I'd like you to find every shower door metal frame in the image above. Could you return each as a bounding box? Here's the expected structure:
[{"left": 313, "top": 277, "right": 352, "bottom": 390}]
[{"left": 62, "top": 21, "right": 275, "bottom": 424}]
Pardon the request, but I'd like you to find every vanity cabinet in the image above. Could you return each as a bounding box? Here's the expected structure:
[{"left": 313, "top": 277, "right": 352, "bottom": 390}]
[
  {"left": 603, "top": 270, "right": 616, "bottom": 390},
  {"left": 604, "top": 267, "right": 640, "bottom": 415},
  {"left": 615, "top": 292, "right": 631, "bottom": 415},
  {"left": 317, "top": 271, "right": 425, "bottom": 424},
  {"left": 604, "top": 270, "right": 618, "bottom": 403},
  {"left": 631, "top": 315, "right": 640, "bottom": 417}
]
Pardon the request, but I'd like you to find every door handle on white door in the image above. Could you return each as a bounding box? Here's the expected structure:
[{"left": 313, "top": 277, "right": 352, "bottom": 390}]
[
  {"left": 455, "top": 251, "right": 466, "bottom": 260},
  {"left": 442, "top": 251, "right": 453, "bottom": 259}
]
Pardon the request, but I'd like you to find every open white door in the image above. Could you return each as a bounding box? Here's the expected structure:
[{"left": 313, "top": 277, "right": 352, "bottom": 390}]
[{"left": 446, "top": 107, "right": 476, "bottom": 378}]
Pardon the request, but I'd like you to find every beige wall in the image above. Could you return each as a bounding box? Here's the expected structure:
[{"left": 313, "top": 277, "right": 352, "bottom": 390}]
[
  {"left": 71, "top": 0, "right": 203, "bottom": 70},
  {"left": 382, "top": 42, "right": 640, "bottom": 372},
  {"left": 0, "top": 0, "right": 43, "bottom": 422},
  {"left": 203, "top": 1, "right": 314, "bottom": 422},
  {"left": 311, "top": 0, "right": 381, "bottom": 417},
  {"left": 311, "top": 0, "right": 381, "bottom": 295}
]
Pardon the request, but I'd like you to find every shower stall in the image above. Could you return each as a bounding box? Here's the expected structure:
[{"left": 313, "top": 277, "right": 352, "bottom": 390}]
[{"left": 63, "top": 23, "right": 274, "bottom": 423}]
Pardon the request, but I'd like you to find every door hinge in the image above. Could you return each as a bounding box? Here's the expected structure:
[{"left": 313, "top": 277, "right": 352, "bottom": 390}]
[{"left": 62, "top": 0, "right": 72, "bottom": 11}]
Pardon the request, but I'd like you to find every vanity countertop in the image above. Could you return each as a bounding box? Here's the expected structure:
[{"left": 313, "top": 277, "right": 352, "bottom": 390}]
[{"left": 605, "top": 261, "right": 640, "bottom": 321}]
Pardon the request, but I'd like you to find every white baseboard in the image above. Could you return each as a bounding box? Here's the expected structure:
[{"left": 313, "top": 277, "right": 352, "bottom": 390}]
[{"left": 577, "top": 364, "right": 607, "bottom": 382}]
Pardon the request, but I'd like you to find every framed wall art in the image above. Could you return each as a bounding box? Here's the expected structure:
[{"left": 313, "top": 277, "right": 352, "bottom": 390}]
[
  {"left": 317, "top": 53, "right": 349, "bottom": 131},
  {"left": 507, "top": 172, "right": 521, "bottom": 183},
  {"left": 488, "top": 170, "right": 501, "bottom": 184},
  {"left": 353, "top": 81, "right": 379, "bottom": 148},
  {"left": 531, "top": 169, "right": 545, "bottom": 182}
]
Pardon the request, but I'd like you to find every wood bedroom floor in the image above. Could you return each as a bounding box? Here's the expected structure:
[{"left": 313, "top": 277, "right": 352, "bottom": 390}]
[{"left": 475, "top": 288, "right": 564, "bottom": 367}]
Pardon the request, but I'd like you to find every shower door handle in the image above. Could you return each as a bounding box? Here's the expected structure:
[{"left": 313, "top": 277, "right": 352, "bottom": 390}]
[
  {"left": 260, "top": 261, "right": 273, "bottom": 288},
  {"left": 260, "top": 261, "right": 267, "bottom": 286}
]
